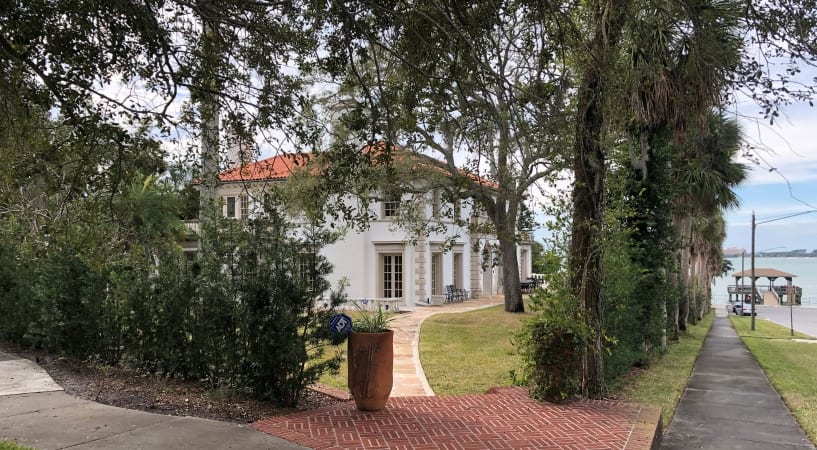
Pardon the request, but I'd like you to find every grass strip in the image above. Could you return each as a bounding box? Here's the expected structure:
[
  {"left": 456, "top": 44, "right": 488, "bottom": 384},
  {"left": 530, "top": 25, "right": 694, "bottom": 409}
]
[
  {"left": 730, "top": 315, "right": 817, "bottom": 443},
  {"left": 612, "top": 312, "right": 714, "bottom": 430}
]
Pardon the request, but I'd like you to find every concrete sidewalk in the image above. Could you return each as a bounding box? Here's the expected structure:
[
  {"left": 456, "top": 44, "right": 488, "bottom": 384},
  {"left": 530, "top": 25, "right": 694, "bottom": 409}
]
[
  {"left": 0, "top": 351, "right": 307, "bottom": 450},
  {"left": 661, "top": 309, "right": 815, "bottom": 449}
]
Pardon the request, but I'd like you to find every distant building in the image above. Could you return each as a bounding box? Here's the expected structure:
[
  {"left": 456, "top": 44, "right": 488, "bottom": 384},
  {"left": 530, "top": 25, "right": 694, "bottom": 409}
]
[{"left": 723, "top": 247, "right": 746, "bottom": 258}]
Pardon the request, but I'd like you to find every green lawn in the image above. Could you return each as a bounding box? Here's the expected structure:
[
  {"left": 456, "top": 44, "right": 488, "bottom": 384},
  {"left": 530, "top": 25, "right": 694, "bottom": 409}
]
[
  {"left": 612, "top": 312, "right": 714, "bottom": 430},
  {"left": 730, "top": 315, "right": 817, "bottom": 442},
  {"left": 318, "top": 305, "right": 529, "bottom": 393},
  {"left": 419, "top": 305, "right": 529, "bottom": 394},
  {"left": 729, "top": 315, "right": 813, "bottom": 340},
  {"left": 316, "top": 342, "right": 348, "bottom": 390}
]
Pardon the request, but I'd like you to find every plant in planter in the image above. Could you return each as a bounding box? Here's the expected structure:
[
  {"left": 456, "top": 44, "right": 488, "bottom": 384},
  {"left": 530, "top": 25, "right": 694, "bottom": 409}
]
[{"left": 347, "top": 302, "right": 395, "bottom": 411}]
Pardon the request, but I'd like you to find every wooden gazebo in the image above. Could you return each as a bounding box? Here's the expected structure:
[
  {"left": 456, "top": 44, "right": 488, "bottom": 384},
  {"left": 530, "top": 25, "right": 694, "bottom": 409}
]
[{"left": 729, "top": 268, "right": 800, "bottom": 305}]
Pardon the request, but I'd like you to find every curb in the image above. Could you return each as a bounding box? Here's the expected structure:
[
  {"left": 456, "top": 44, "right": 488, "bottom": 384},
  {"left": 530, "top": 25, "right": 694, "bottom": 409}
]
[{"left": 624, "top": 404, "right": 663, "bottom": 450}]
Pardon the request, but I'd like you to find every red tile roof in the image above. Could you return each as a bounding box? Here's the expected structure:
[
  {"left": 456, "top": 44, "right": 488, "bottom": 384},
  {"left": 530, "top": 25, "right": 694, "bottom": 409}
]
[
  {"left": 218, "top": 154, "right": 309, "bottom": 183},
  {"left": 217, "top": 146, "right": 497, "bottom": 189}
]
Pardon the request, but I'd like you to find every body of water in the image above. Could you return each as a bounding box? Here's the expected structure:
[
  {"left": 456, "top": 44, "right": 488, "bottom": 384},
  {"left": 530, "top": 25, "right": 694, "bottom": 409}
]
[{"left": 711, "top": 257, "right": 817, "bottom": 306}]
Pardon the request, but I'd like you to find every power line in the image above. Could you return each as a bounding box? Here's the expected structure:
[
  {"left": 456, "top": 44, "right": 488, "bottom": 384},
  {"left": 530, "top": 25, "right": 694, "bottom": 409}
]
[{"left": 756, "top": 209, "right": 817, "bottom": 225}]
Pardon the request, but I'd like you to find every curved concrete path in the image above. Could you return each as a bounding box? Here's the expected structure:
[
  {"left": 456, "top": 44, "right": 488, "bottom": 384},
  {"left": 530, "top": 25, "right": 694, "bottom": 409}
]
[
  {"left": 390, "top": 295, "right": 505, "bottom": 397},
  {"left": 661, "top": 308, "right": 815, "bottom": 449}
]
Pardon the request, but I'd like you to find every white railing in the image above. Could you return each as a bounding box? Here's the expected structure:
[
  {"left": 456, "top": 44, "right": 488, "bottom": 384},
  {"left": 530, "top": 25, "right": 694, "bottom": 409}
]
[
  {"left": 341, "top": 297, "right": 402, "bottom": 312},
  {"left": 183, "top": 220, "right": 200, "bottom": 234}
]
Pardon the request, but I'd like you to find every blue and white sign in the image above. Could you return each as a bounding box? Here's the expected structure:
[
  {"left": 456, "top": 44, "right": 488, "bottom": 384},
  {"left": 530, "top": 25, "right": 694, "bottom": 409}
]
[{"left": 329, "top": 313, "right": 353, "bottom": 335}]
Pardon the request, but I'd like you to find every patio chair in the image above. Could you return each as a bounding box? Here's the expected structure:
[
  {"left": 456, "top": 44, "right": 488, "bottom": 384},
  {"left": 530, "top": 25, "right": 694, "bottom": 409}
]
[{"left": 444, "top": 285, "right": 456, "bottom": 303}]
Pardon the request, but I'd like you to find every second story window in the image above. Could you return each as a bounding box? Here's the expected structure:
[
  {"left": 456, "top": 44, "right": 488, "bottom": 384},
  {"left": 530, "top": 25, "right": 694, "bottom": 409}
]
[
  {"left": 431, "top": 189, "right": 441, "bottom": 219},
  {"left": 383, "top": 194, "right": 400, "bottom": 218}
]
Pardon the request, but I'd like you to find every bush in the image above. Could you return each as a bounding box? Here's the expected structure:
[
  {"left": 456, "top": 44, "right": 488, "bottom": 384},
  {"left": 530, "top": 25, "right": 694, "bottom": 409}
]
[
  {"left": 0, "top": 186, "right": 346, "bottom": 407},
  {"left": 517, "top": 273, "right": 589, "bottom": 403}
]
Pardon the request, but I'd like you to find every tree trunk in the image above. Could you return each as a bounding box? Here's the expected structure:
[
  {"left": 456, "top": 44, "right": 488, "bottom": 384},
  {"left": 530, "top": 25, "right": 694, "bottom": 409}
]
[
  {"left": 488, "top": 197, "right": 524, "bottom": 313},
  {"left": 198, "top": 19, "right": 221, "bottom": 255},
  {"left": 570, "top": 70, "right": 606, "bottom": 399},
  {"left": 676, "top": 219, "right": 687, "bottom": 332},
  {"left": 661, "top": 267, "right": 668, "bottom": 350},
  {"left": 499, "top": 234, "right": 524, "bottom": 312},
  {"left": 698, "top": 254, "right": 709, "bottom": 320},
  {"left": 569, "top": 0, "right": 631, "bottom": 399},
  {"left": 669, "top": 247, "right": 681, "bottom": 341},
  {"left": 687, "top": 247, "right": 698, "bottom": 326}
]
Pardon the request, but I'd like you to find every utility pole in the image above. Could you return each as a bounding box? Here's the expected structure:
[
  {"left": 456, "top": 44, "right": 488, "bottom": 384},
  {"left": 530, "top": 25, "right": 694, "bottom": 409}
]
[
  {"left": 751, "top": 211, "right": 756, "bottom": 331},
  {"left": 749, "top": 209, "right": 817, "bottom": 333}
]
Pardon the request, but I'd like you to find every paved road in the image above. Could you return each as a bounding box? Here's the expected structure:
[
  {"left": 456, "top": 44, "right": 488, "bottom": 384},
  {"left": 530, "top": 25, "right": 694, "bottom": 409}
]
[{"left": 751, "top": 305, "right": 817, "bottom": 338}]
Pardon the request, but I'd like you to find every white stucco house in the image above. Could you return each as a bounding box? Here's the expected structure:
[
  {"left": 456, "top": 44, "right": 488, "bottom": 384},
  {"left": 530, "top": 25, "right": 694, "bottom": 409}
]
[{"left": 197, "top": 150, "right": 532, "bottom": 311}]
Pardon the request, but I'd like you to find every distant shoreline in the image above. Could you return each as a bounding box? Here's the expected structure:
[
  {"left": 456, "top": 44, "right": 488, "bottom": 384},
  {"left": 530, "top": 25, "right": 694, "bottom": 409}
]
[{"left": 724, "top": 254, "right": 817, "bottom": 258}]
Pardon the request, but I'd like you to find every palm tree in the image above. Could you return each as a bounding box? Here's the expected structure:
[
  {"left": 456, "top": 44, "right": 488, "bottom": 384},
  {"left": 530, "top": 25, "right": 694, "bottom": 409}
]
[
  {"left": 691, "top": 213, "right": 727, "bottom": 320},
  {"left": 619, "top": 0, "right": 742, "bottom": 338},
  {"left": 674, "top": 112, "right": 747, "bottom": 329}
]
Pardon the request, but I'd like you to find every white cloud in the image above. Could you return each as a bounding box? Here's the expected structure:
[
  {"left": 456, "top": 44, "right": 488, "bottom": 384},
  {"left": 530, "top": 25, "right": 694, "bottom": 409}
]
[{"left": 737, "top": 104, "right": 817, "bottom": 185}]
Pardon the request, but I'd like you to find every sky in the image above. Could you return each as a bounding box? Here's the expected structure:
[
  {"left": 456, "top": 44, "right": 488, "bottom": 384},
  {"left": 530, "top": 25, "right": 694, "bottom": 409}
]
[
  {"left": 530, "top": 95, "right": 817, "bottom": 253},
  {"left": 724, "top": 98, "right": 817, "bottom": 253}
]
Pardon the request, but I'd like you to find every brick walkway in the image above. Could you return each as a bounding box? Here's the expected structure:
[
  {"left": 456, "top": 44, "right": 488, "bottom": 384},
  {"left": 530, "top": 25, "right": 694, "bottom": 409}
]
[
  {"left": 254, "top": 297, "right": 660, "bottom": 449},
  {"left": 254, "top": 387, "right": 660, "bottom": 450}
]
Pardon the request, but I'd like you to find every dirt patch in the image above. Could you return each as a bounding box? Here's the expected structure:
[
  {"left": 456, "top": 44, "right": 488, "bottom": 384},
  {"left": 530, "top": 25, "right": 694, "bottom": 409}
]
[{"left": 0, "top": 343, "right": 347, "bottom": 423}]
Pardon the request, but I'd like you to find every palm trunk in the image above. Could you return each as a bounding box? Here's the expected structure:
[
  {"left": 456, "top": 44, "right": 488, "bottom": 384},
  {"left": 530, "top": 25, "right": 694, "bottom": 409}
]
[
  {"left": 669, "top": 243, "right": 681, "bottom": 341},
  {"left": 660, "top": 267, "right": 668, "bottom": 349},
  {"left": 678, "top": 217, "right": 691, "bottom": 331}
]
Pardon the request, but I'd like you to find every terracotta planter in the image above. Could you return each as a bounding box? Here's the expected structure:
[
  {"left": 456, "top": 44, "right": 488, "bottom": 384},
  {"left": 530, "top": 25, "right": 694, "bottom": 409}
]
[{"left": 347, "top": 330, "right": 393, "bottom": 411}]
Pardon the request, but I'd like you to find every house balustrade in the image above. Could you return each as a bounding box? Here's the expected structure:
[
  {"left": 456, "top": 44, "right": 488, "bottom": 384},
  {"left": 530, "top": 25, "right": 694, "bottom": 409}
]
[
  {"left": 183, "top": 220, "right": 200, "bottom": 234},
  {"left": 341, "top": 298, "right": 402, "bottom": 313}
]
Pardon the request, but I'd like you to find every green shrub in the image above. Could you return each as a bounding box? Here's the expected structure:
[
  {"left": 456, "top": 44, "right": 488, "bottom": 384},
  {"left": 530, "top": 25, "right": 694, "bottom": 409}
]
[
  {"left": 0, "top": 183, "right": 346, "bottom": 407},
  {"left": 517, "top": 273, "right": 590, "bottom": 403}
]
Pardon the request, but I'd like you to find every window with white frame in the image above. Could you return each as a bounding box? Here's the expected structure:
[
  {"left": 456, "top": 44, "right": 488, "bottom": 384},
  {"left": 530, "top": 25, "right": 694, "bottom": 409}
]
[
  {"left": 381, "top": 254, "right": 403, "bottom": 298},
  {"left": 383, "top": 194, "right": 400, "bottom": 218},
  {"left": 431, "top": 252, "right": 443, "bottom": 295},
  {"left": 297, "top": 251, "right": 317, "bottom": 292},
  {"left": 453, "top": 252, "right": 463, "bottom": 289},
  {"left": 225, "top": 196, "right": 237, "bottom": 218},
  {"left": 431, "top": 189, "right": 441, "bottom": 219},
  {"left": 375, "top": 243, "right": 405, "bottom": 298},
  {"left": 240, "top": 194, "right": 249, "bottom": 219}
]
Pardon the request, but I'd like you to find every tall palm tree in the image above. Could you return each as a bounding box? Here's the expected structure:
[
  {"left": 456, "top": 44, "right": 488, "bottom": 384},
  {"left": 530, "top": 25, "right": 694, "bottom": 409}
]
[
  {"left": 674, "top": 112, "right": 747, "bottom": 328},
  {"left": 691, "top": 213, "right": 727, "bottom": 320},
  {"left": 619, "top": 0, "right": 743, "bottom": 340}
]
